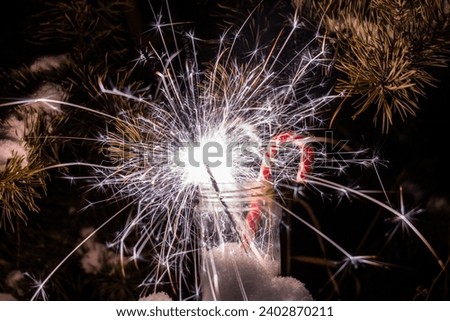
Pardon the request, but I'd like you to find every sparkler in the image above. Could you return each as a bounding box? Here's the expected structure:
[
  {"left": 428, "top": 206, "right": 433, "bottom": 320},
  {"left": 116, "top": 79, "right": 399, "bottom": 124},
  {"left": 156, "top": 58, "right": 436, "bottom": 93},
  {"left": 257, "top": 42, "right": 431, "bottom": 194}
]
[
  {"left": 92, "top": 2, "right": 338, "bottom": 299},
  {"left": 1, "top": 0, "right": 446, "bottom": 300}
]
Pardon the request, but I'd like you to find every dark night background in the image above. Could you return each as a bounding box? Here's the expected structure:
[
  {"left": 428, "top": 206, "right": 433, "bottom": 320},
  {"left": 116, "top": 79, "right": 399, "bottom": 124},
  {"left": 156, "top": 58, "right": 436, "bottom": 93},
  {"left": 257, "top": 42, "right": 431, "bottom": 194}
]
[{"left": 0, "top": 0, "right": 449, "bottom": 300}]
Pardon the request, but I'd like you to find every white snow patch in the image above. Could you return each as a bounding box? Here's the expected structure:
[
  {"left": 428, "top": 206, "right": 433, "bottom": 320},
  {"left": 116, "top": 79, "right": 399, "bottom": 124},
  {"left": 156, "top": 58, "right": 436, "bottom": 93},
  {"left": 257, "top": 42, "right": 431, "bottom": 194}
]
[
  {"left": 0, "top": 293, "right": 16, "bottom": 301},
  {"left": 428, "top": 195, "right": 450, "bottom": 212},
  {"left": 201, "top": 243, "right": 312, "bottom": 301},
  {"left": 29, "top": 82, "right": 67, "bottom": 114},
  {"left": 139, "top": 292, "right": 173, "bottom": 301},
  {"left": 0, "top": 81, "right": 66, "bottom": 171},
  {"left": 79, "top": 227, "right": 122, "bottom": 274},
  {"left": 4, "top": 270, "right": 25, "bottom": 297},
  {"left": 0, "top": 115, "right": 28, "bottom": 170},
  {"left": 29, "top": 54, "right": 70, "bottom": 73}
]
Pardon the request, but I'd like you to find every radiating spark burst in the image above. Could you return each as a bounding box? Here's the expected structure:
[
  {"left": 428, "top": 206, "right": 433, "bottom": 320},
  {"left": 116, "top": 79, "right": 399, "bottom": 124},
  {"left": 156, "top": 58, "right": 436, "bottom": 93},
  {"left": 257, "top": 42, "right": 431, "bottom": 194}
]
[
  {"left": 89, "top": 2, "right": 341, "bottom": 299},
  {"left": 1, "top": 0, "right": 445, "bottom": 300}
]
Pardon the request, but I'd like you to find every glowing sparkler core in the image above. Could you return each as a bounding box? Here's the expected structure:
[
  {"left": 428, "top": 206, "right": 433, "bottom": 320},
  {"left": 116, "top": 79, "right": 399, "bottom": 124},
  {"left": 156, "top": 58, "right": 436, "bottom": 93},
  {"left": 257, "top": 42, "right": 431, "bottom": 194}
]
[{"left": 178, "top": 131, "right": 236, "bottom": 186}]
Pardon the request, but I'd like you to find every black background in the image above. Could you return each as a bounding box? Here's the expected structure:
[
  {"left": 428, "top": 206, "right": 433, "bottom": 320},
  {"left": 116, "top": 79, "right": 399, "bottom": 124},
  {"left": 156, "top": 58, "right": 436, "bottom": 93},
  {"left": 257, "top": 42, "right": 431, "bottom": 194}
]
[{"left": 1, "top": 0, "right": 449, "bottom": 300}]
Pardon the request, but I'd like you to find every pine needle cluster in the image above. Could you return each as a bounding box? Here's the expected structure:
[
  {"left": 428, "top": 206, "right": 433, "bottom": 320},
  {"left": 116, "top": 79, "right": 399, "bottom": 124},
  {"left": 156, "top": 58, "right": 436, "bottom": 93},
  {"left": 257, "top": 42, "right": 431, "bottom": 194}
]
[
  {"left": 0, "top": 154, "right": 44, "bottom": 229},
  {"left": 1, "top": 0, "right": 448, "bottom": 300},
  {"left": 314, "top": 0, "right": 450, "bottom": 132},
  {"left": 0, "top": 110, "right": 61, "bottom": 230},
  {"left": 28, "top": 0, "right": 131, "bottom": 65},
  {"left": 1, "top": 0, "right": 135, "bottom": 230}
]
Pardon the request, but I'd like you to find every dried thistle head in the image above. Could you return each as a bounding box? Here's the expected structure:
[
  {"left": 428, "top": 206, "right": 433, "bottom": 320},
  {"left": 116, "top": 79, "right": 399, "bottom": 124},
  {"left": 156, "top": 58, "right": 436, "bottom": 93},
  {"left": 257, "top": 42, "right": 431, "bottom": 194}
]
[{"left": 314, "top": 0, "right": 450, "bottom": 132}]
